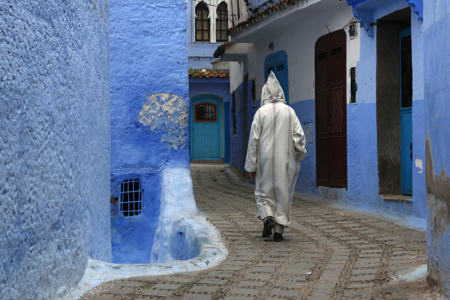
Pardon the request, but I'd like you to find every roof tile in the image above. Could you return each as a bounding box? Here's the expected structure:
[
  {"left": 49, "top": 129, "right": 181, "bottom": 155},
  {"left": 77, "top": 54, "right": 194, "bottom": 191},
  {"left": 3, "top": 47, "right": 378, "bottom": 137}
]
[
  {"left": 228, "top": 0, "right": 296, "bottom": 35},
  {"left": 188, "top": 69, "right": 230, "bottom": 79}
]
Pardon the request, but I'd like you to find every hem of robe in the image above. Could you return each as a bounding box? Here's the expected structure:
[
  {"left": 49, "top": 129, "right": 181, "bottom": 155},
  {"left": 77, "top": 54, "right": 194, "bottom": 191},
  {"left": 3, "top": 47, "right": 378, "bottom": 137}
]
[{"left": 273, "top": 216, "right": 290, "bottom": 227}]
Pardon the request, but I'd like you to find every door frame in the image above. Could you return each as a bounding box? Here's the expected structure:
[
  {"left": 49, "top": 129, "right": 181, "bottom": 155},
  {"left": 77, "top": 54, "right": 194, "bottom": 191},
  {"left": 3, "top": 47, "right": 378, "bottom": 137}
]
[
  {"left": 189, "top": 94, "right": 224, "bottom": 162},
  {"left": 399, "top": 28, "right": 413, "bottom": 195}
]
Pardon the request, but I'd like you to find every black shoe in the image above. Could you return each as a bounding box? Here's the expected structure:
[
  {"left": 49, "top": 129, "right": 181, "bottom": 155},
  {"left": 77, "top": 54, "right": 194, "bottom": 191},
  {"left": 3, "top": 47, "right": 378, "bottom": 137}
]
[
  {"left": 262, "top": 219, "right": 274, "bottom": 237},
  {"left": 274, "top": 233, "right": 283, "bottom": 242}
]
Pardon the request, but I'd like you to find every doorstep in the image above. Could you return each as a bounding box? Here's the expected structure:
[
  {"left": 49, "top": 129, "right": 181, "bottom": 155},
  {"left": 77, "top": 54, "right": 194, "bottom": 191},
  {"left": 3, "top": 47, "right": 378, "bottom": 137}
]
[{"left": 381, "top": 194, "right": 413, "bottom": 202}]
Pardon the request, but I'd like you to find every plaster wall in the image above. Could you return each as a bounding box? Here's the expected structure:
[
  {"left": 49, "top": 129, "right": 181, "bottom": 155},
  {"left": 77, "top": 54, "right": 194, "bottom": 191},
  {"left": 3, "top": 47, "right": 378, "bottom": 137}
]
[
  {"left": 0, "top": 1, "right": 111, "bottom": 299},
  {"left": 348, "top": 2, "right": 427, "bottom": 221},
  {"left": 423, "top": 1, "right": 450, "bottom": 296},
  {"left": 190, "top": 79, "right": 231, "bottom": 102},
  {"left": 249, "top": 2, "right": 355, "bottom": 105},
  {"left": 231, "top": 0, "right": 427, "bottom": 224},
  {"left": 109, "top": 0, "right": 189, "bottom": 263},
  {"left": 230, "top": 2, "right": 356, "bottom": 180}
]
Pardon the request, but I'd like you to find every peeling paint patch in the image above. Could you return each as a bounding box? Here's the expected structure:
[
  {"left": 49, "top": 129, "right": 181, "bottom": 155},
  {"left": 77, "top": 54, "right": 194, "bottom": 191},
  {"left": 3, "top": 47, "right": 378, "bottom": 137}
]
[
  {"left": 137, "top": 93, "right": 188, "bottom": 149},
  {"left": 415, "top": 159, "right": 423, "bottom": 174}
]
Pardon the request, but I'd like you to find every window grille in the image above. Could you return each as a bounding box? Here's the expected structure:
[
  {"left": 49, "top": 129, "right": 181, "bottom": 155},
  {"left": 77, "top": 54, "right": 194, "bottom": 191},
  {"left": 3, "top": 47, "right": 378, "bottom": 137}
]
[
  {"left": 194, "top": 103, "right": 217, "bottom": 122},
  {"left": 119, "top": 179, "right": 142, "bottom": 217},
  {"left": 195, "top": 2, "right": 210, "bottom": 42},
  {"left": 216, "top": 2, "right": 228, "bottom": 42}
]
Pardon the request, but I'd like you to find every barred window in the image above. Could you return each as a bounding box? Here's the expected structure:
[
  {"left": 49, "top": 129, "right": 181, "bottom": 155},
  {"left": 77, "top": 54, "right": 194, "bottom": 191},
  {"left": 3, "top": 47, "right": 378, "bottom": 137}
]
[
  {"left": 195, "top": 2, "right": 210, "bottom": 42},
  {"left": 194, "top": 102, "right": 217, "bottom": 122},
  {"left": 119, "top": 179, "right": 142, "bottom": 217},
  {"left": 216, "top": 2, "right": 228, "bottom": 42}
]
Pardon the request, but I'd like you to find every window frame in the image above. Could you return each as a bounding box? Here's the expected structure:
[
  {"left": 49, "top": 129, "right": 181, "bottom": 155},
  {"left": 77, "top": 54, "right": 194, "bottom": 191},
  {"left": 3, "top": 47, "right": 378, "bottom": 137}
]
[
  {"left": 119, "top": 178, "right": 143, "bottom": 217},
  {"left": 216, "top": 2, "right": 228, "bottom": 43},
  {"left": 194, "top": 102, "right": 218, "bottom": 123},
  {"left": 195, "top": 2, "right": 210, "bottom": 42}
]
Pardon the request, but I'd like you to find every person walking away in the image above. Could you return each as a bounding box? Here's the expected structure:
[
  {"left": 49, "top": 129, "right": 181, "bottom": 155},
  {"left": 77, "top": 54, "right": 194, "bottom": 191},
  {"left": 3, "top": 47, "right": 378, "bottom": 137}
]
[{"left": 245, "top": 71, "right": 307, "bottom": 242}]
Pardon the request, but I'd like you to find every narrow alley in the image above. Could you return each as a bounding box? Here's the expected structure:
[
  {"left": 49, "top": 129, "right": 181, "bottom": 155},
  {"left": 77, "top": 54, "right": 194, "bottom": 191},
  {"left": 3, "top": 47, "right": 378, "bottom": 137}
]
[{"left": 82, "top": 164, "right": 439, "bottom": 300}]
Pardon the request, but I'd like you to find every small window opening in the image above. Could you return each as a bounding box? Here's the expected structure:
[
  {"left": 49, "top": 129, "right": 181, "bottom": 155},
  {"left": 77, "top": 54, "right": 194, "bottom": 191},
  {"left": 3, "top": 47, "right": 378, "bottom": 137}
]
[
  {"left": 349, "top": 23, "right": 358, "bottom": 39},
  {"left": 350, "top": 67, "right": 357, "bottom": 104},
  {"left": 119, "top": 179, "right": 142, "bottom": 217}
]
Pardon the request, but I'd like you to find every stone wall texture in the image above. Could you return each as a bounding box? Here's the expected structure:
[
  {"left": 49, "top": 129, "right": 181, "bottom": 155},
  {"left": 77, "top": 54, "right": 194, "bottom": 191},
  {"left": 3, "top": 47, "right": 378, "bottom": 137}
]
[
  {"left": 0, "top": 1, "right": 111, "bottom": 299},
  {"left": 424, "top": 1, "right": 450, "bottom": 297}
]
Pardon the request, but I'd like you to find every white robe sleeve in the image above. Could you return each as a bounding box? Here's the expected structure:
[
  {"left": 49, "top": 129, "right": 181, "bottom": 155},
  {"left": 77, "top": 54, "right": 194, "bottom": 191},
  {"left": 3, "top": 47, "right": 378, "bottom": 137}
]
[
  {"left": 293, "top": 116, "right": 307, "bottom": 161},
  {"left": 245, "top": 111, "right": 261, "bottom": 172}
]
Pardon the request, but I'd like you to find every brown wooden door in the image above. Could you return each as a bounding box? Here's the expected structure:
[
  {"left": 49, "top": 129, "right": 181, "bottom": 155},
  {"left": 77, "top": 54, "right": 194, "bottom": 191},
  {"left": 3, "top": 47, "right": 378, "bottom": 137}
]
[{"left": 315, "top": 30, "right": 347, "bottom": 189}]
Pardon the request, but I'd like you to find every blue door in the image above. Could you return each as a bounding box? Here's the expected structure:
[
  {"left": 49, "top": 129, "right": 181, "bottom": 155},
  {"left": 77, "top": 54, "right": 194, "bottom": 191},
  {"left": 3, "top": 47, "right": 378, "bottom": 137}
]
[
  {"left": 265, "top": 50, "right": 289, "bottom": 104},
  {"left": 190, "top": 95, "right": 223, "bottom": 162},
  {"left": 400, "top": 29, "right": 412, "bottom": 195}
]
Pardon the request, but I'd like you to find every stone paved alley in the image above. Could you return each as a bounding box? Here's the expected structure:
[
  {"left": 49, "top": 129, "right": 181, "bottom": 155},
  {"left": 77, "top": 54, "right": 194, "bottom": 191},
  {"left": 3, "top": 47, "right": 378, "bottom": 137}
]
[{"left": 83, "top": 164, "right": 442, "bottom": 300}]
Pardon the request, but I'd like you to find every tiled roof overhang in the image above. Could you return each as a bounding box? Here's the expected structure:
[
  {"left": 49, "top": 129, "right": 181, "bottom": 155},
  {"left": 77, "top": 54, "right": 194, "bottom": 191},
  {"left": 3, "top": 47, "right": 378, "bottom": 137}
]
[
  {"left": 188, "top": 70, "right": 230, "bottom": 79},
  {"left": 228, "top": 0, "right": 295, "bottom": 35},
  {"left": 347, "top": 0, "right": 423, "bottom": 37}
]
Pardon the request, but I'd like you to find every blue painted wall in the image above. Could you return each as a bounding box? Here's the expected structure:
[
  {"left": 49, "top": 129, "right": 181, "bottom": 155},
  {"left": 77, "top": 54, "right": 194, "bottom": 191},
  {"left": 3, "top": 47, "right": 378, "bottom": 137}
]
[
  {"left": 424, "top": 1, "right": 450, "bottom": 296},
  {"left": 189, "top": 78, "right": 231, "bottom": 163},
  {"left": 233, "top": 0, "right": 427, "bottom": 229},
  {"left": 0, "top": 1, "right": 111, "bottom": 299},
  {"left": 109, "top": 0, "right": 189, "bottom": 263},
  {"left": 291, "top": 100, "right": 318, "bottom": 195},
  {"left": 341, "top": 0, "right": 427, "bottom": 224}
]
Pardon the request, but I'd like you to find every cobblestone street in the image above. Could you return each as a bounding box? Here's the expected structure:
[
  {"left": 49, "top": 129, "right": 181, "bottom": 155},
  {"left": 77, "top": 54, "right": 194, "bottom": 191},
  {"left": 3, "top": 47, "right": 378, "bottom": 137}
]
[{"left": 83, "top": 164, "right": 440, "bottom": 300}]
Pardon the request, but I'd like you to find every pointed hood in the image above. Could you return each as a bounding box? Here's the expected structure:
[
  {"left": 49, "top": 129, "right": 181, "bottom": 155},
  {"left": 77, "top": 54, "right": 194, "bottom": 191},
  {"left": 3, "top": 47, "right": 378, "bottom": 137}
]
[{"left": 261, "top": 71, "right": 286, "bottom": 106}]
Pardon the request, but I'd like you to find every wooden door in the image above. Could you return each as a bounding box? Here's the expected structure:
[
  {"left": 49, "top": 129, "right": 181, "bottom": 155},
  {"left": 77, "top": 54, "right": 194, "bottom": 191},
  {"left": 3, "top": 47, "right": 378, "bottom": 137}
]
[{"left": 315, "top": 30, "right": 347, "bottom": 188}]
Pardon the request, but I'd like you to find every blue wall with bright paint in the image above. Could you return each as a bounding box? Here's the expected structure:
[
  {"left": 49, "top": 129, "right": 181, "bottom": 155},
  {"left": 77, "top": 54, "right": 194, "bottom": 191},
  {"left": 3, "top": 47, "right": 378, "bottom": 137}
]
[
  {"left": 189, "top": 78, "right": 231, "bottom": 163},
  {"left": 424, "top": 1, "right": 450, "bottom": 296},
  {"left": 339, "top": 1, "right": 427, "bottom": 224},
  {"left": 109, "top": 0, "right": 189, "bottom": 263},
  {"left": 0, "top": 1, "right": 111, "bottom": 299},
  {"left": 291, "top": 100, "right": 318, "bottom": 195}
]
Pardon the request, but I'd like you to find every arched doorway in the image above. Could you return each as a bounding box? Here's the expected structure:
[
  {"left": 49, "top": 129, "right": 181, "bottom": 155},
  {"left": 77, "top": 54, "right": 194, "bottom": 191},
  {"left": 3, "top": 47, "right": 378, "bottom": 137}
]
[{"left": 190, "top": 94, "right": 224, "bottom": 162}]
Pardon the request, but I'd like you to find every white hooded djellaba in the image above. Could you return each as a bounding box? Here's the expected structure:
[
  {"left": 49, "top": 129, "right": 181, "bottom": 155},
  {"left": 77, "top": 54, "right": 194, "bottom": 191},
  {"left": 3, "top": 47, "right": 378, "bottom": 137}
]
[{"left": 245, "top": 72, "right": 307, "bottom": 227}]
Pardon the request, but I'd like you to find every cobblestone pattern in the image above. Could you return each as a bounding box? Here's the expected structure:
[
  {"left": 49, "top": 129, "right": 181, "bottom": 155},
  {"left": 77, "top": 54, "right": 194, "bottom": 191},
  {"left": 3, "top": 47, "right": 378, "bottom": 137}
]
[{"left": 83, "top": 164, "right": 430, "bottom": 300}]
